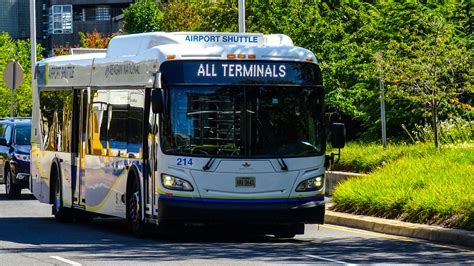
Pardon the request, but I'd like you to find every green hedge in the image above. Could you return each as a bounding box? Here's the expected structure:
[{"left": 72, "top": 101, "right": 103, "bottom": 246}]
[{"left": 332, "top": 144, "right": 474, "bottom": 230}]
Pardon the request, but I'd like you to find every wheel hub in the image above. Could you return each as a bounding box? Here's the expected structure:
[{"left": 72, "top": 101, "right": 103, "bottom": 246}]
[{"left": 129, "top": 192, "right": 140, "bottom": 222}]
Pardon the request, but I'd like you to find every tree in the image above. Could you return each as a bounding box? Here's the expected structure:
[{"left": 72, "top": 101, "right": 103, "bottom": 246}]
[
  {"left": 79, "top": 31, "right": 116, "bottom": 49},
  {"left": 160, "top": 2, "right": 200, "bottom": 31},
  {"left": 381, "top": 17, "right": 471, "bottom": 148},
  {"left": 123, "top": 0, "right": 162, "bottom": 34},
  {"left": 128, "top": 1, "right": 472, "bottom": 142},
  {"left": 0, "top": 32, "right": 43, "bottom": 117}
]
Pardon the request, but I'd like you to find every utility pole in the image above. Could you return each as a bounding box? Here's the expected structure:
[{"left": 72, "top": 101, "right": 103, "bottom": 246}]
[
  {"left": 30, "top": 0, "right": 37, "bottom": 82},
  {"left": 376, "top": 52, "right": 387, "bottom": 150},
  {"left": 238, "top": 0, "right": 245, "bottom": 33}
]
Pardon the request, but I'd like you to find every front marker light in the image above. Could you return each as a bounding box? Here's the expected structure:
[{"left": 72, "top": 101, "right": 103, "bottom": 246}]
[
  {"left": 161, "top": 174, "right": 194, "bottom": 191},
  {"left": 296, "top": 175, "right": 324, "bottom": 192},
  {"left": 14, "top": 154, "right": 30, "bottom": 162}
]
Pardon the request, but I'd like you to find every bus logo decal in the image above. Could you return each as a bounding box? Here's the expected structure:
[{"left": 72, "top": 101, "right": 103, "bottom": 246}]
[{"left": 242, "top": 162, "right": 251, "bottom": 168}]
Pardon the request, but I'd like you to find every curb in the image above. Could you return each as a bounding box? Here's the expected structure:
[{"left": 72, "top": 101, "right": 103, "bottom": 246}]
[{"left": 325, "top": 209, "right": 474, "bottom": 248}]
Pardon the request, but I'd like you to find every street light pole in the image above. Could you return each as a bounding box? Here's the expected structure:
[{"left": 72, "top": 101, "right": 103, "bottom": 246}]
[
  {"left": 30, "top": 0, "right": 37, "bottom": 82},
  {"left": 238, "top": 0, "right": 245, "bottom": 33}
]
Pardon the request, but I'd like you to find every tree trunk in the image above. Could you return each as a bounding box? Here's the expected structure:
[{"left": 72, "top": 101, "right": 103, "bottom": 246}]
[{"left": 432, "top": 98, "right": 439, "bottom": 149}]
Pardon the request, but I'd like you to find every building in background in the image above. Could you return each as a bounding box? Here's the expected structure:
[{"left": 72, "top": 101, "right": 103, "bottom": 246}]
[
  {"left": 45, "top": 0, "right": 132, "bottom": 54},
  {"left": 0, "top": 0, "right": 133, "bottom": 55},
  {"left": 0, "top": 0, "right": 47, "bottom": 42}
]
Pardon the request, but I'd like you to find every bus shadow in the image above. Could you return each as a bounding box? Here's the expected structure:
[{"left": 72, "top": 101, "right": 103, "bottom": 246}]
[{"left": 0, "top": 216, "right": 471, "bottom": 264}]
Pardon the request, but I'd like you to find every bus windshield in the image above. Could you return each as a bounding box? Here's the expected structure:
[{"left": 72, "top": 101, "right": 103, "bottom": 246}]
[{"left": 161, "top": 85, "right": 324, "bottom": 157}]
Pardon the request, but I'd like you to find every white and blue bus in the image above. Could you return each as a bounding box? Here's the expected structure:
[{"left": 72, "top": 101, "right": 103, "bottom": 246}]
[{"left": 31, "top": 32, "right": 344, "bottom": 238}]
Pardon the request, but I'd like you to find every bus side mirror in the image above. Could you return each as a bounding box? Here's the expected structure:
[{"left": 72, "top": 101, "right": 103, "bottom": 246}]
[
  {"left": 328, "top": 122, "right": 345, "bottom": 166},
  {"left": 151, "top": 89, "right": 163, "bottom": 114},
  {"left": 331, "top": 122, "right": 346, "bottom": 149}
]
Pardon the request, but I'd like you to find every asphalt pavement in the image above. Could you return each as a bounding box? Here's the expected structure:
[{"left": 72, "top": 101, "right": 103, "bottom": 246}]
[{"left": 0, "top": 186, "right": 472, "bottom": 265}]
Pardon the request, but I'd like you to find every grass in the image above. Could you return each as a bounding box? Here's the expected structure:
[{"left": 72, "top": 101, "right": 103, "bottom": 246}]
[
  {"left": 329, "top": 142, "right": 433, "bottom": 173},
  {"left": 330, "top": 143, "right": 474, "bottom": 230}
]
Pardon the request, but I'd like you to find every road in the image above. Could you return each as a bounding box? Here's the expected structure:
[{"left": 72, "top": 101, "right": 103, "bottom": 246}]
[{"left": 0, "top": 186, "right": 472, "bottom": 265}]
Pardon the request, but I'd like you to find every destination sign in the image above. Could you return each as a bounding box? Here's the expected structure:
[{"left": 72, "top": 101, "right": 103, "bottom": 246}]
[
  {"left": 160, "top": 60, "right": 320, "bottom": 86},
  {"left": 173, "top": 33, "right": 264, "bottom": 45},
  {"left": 197, "top": 63, "right": 287, "bottom": 78}
]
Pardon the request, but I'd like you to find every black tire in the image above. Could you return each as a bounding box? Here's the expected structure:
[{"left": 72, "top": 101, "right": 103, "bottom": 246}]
[
  {"left": 5, "top": 170, "right": 21, "bottom": 199},
  {"left": 52, "top": 166, "right": 73, "bottom": 223},
  {"left": 274, "top": 232, "right": 297, "bottom": 239},
  {"left": 127, "top": 175, "right": 145, "bottom": 238},
  {"left": 273, "top": 224, "right": 301, "bottom": 239},
  {"left": 74, "top": 210, "right": 94, "bottom": 223}
]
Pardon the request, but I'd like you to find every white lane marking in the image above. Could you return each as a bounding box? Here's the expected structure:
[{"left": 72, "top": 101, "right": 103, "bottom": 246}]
[
  {"left": 306, "top": 254, "right": 356, "bottom": 265},
  {"left": 50, "top": 256, "right": 82, "bottom": 266}
]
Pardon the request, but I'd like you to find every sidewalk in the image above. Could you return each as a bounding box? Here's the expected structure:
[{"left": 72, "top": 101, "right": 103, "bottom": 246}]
[{"left": 325, "top": 208, "right": 474, "bottom": 248}]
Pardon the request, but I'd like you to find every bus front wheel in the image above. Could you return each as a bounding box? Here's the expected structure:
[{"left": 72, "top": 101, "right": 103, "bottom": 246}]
[
  {"left": 127, "top": 175, "right": 145, "bottom": 238},
  {"left": 273, "top": 223, "right": 303, "bottom": 239},
  {"left": 274, "top": 231, "right": 297, "bottom": 239}
]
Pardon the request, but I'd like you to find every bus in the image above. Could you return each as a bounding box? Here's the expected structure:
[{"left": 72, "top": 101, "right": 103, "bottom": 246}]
[{"left": 31, "top": 32, "right": 345, "bottom": 238}]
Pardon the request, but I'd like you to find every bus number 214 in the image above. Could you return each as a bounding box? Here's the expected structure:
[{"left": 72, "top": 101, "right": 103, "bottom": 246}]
[{"left": 177, "top": 158, "right": 193, "bottom": 166}]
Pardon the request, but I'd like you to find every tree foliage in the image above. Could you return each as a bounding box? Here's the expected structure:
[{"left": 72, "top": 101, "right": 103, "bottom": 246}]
[
  {"left": 78, "top": 31, "right": 116, "bottom": 49},
  {"left": 100, "top": 0, "right": 474, "bottom": 143},
  {"left": 123, "top": 0, "right": 162, "bottom": 34},
  {"left": 0, "top": 32, "right": 43, "bottom": 117},
  {"left": 380, "top": 9, "right": 471, "bottom": 147}
]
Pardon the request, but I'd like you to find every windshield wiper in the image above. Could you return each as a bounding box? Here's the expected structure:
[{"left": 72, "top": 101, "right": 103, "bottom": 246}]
[
  {"left": 202, "top": 157, "right": 215, "bottom": 171},
  {"left": 276, "top": 155, "right": 288, "bottom": 171},
  {"left": 202, "top": 126, "right": 237, "bottom": 171}
]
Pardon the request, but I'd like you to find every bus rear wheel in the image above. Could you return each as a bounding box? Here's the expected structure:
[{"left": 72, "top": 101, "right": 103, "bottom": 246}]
[
  {"left": 52, "top": 168, "right": 73, "bottom": 223},
  {"left": 127, "top": 176, "right": 145, "bottom": 238}
]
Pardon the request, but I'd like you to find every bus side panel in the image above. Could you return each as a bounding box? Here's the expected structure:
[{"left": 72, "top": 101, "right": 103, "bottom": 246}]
[
  {"left": 58, "top": 152, "right": 73, "bottom": 208},
  {"left": 30, "top": 148, "right": 73, "bottom": 206},
  {"left": 83, "top": 155, "right": 129, "bottom": 218},
  {"left": 30, "top": 144, "right": 49, "bottom": 204},
  {"left": 30, "top": 71, "right": 46, "bottom": 203}
]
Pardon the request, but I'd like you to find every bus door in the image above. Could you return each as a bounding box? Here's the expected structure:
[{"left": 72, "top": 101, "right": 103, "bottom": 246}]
[
  {"left": 72, "top": 88, "right": 88, "bottom": 208},
  {"left": 147, "top": 100, "right": 159, "bottom": 218}
]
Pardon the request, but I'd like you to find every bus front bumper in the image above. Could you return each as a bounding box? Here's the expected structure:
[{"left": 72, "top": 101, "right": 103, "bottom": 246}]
[{"left": 157, "top": 198, "right": 325, "bottom": 225}]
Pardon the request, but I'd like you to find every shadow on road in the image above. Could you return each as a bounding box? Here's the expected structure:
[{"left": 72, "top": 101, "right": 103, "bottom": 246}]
[
  {"left": 0, "top": 216, "right": 472, "bottom": 264},
  {"left": 0, "top": 190, "right": 37, "bottom": 201}
]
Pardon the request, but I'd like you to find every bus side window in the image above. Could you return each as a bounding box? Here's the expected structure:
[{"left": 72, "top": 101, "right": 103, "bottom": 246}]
[
  {"left": 108, "top": 107, "right": 128, "bottom": 157},
  {"left": 89, "top": 89, "right": 109, "bottom": 156},
  {"left": 40, "top": 89, "right": 73, "bottom": 152},
  {"left": 127, "top": 90, "right": 145, "bottom": 159}
]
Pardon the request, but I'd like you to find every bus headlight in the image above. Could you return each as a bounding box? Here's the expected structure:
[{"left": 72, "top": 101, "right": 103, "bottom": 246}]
[
  {"left": 161, "top": 174, "right": 194, "bottom": 191},
  {"left": 296, "top": 175, "right": 324, "bottom": 192}
]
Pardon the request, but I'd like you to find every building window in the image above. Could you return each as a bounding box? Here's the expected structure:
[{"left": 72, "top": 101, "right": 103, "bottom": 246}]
[
  {"left": 49, "top": 5, "right": 73, "bottom": 34},
  {"left": 96, "top": 6, "right": 111, "bottom": 21},
  {"left": 73, "top": 6, "right": 112, "bottom": 22}
]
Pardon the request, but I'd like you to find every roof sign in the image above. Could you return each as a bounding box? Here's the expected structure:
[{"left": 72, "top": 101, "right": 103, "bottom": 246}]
[{"left": 174, "top": 32, "right": 264, "bottom": 46}]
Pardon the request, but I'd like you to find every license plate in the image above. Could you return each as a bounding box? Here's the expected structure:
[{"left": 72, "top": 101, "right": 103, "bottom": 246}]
[{"left": 236, "top": 177, "right": 256, "bottom": 187}]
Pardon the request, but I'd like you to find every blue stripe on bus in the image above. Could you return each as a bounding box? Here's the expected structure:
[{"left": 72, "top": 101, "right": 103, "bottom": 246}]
[{"left": 159, "top": 194, "right": 324, "bottom": 203}]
